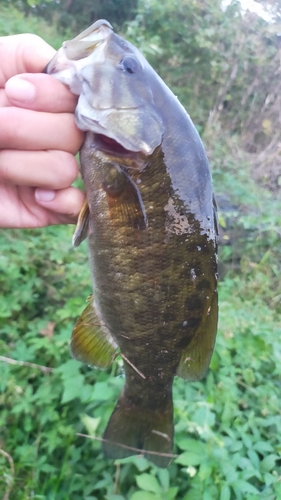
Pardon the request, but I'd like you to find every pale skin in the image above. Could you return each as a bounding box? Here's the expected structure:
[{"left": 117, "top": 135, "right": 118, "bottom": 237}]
[{"left": 0, "top": 34, "right": 85, "bottom": 228}]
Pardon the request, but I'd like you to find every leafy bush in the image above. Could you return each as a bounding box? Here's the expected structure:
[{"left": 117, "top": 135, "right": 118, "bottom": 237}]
[
  {"left": 0, "top": 221, "right": 280, "bottom": 499},
  {"left": 0, "top": 4, "right": 65, "bottom": 49},
  {"left": 125, "top": 0, "right": 280, "bottom": 144}
]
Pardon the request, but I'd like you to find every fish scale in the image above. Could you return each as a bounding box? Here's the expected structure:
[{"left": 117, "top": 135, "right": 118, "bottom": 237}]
[{"left": 46, "top": 19, "right": 218, "bottom": 467}]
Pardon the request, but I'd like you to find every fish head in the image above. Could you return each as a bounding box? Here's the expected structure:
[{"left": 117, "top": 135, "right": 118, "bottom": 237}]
[{"left": 46, "top": 20, "right": 165, "bottom": 155}]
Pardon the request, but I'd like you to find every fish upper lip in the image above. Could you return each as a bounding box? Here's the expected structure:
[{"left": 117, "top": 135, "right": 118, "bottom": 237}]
[
  {"left": 72, "top": 19, "right": 113, "bottom": 41},
  {"left": 63, "top": 20, "right": 113, "bottom": 59}
]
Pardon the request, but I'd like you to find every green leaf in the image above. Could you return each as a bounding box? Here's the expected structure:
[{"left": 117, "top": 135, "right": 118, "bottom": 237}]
[
  {"left": 192, "top": 406, "right": 216, "bottom": 429},
  {"left": 115, "top": 455, "right": 149, "bottom": 471},
  {"left": 220, "top": 484, "right": 231, "bottom": 500},
  {"left": 175, "top": 440, "right": 207, "bottom": 466},
  {"left": 157, "top": 468, "right": 169, "bottom": 490},
  {"left": 232, "top": 480, "right": 259, "bottom": 494},
  {"left": 56, "top": 359, "right": 81, "bottom": 378},
  {"left": 199, "top": 461, "right": 213, "bottom": 481},
  {"left": 61, "top": 373, "right": 85, "bottom": 404},
  {"left": 91, "top": 381, "right": 114, "bottom": 401},
  {"left": 40, "top": 463, "right": 57, "bottom": 473},
  {"left": 181, "top": 489, "right": 202, "bottom": 500},
  {"left": 130, "top": 493, "right": 160, "bottom": 500},
  {"left": 81, "top": 414, "right": 101, "bottom": 436},
  {"left": 260, "top": 454, "right": 278, "bottom": 472},
  {"left": 176, "top": 451, "right": 203, "bottom": 466},
  {"left": 135, "top": 473, "right": 162, "bottom": 493},
  {"left": 175, "top": 437, "right": 206, "bottom": 453},
  {"left": 253, "top": 442, "right": 274, "bottom": 453},
  {"left": 166, "top": 487, "right": 179, "bottom": 500},
  {"left": 247, "top": 449, "right": 260, "bottom": 470},
  {"left": 106, "top": 496, "right": 126, "bottom": 500}
]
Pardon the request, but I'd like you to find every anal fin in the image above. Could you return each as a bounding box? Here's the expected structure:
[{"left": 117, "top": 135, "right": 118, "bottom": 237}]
[{"left": 71, "top": 297, "right": 118, "bottom": 368}]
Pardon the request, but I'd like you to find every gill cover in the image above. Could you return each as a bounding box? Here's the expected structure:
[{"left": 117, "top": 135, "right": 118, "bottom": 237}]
[{"left": 46, "top": 20, "right": 164, "bottom": 155}]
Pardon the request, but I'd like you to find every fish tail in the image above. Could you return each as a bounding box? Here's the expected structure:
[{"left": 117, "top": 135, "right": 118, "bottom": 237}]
[{"left": 102, "top": 392, "right": 174, "bottom": 468}]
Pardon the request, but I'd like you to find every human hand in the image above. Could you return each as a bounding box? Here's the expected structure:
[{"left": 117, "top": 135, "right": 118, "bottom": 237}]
[{"left": 0, "top": 34, "right": 85, "bottom": 228}]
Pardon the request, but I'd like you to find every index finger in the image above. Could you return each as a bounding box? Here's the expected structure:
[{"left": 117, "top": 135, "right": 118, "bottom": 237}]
[
  {"left": 5, "top": 73, "right": 78, "bottom": 113},
  {"left": 0, "top": 34, "right": 55, "bottom": 86}
]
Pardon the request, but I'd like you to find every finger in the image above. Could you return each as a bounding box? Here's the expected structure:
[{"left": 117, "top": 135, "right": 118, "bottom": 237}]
[
  {"left": 0, "top": 184, "right": 85, "bottom": 228},
  {"left": 0, "top": 108, "right": 84, "bottom": 153},
  {"left": 35, "top": 186, "right": 86, "bottom": 224},
  {"left": 0, "top": 89, "right": 10, "bottom": 107},
  {"left": 0, "top": 34, "right": 55, "bottom": 86},
  {"left": 5, "top": 74, "right": 78, "bottom": 113},
  {"left": 0, "top": 149, "right": 80, "bottom": 187}
]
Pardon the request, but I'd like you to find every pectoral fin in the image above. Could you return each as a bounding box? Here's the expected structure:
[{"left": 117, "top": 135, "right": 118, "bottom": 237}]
[
  {"left": 71, "top": 297, "right": 118, "bottom": 367},
  {"left": 177, "top": 291, "right": 218, "bottom": 381},
  {"left": 102, "top": 164, "right": 147, "bottom": 230},
  {"left": 72, "top": 200, "right": 90, "bottom": 248},
  {"left": 106, "top": 179, "right": 147, "bottom": 230}
]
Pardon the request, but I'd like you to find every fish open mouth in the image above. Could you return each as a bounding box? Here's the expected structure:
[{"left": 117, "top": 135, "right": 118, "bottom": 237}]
[{"left": 94, "top": 133, "right": 133, "bottom": 156}]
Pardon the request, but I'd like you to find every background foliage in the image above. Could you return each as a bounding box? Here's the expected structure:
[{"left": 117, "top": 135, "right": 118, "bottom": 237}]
[{"left": 0, "top": 1, "right": 281, "bottom": 499}]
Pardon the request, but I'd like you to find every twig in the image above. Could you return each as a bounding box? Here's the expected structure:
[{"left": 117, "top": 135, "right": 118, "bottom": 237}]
[
  {"left": 0, "top": 356, "right": 53, "bottom": 374},
  {"left": 0, "top": 449, "right": 15, "bottom": 500},
  {"left": 114, "top": 463, "right": 121, "bottom": 494},
  {"left": 236, "top": 378, "right": 258, "bottom": 394},
  {"left": 120, "top": 353, "right": 146, "bottom": 379},
  {"left": 76, "top": 433, "right": 178, "bottom": 458}
]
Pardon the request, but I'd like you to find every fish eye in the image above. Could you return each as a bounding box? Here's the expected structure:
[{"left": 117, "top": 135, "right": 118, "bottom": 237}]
[{"left": 120, "top": 56, "right": 140, "bottom": 74}]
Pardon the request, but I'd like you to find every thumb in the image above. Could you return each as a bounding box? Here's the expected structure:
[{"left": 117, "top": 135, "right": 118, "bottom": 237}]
[{"left": 0, "top": 34, "right": 55, "bottom": 86}]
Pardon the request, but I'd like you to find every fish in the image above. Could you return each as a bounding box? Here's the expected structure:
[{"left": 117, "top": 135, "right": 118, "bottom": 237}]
[{"left": 46, "top": 19, "right": 218, "bottom": 468}]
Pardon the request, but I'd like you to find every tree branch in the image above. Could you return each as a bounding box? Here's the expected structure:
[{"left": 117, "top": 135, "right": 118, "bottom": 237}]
[{"left": 0, "top": 356, "right": 53, "bottom": 374}]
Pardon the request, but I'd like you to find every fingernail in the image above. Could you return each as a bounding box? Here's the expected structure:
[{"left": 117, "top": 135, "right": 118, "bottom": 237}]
[
  {"left": 5, "top": 77, "right": 36, "bottom": 103},
  {"left": 35, "top": 189, "right": 55, "bottom": 202}
]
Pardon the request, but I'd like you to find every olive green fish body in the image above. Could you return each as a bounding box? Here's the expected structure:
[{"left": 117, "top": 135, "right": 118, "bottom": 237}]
[{"left": 46, "top": 20, "right": 218, "bottom": 467}]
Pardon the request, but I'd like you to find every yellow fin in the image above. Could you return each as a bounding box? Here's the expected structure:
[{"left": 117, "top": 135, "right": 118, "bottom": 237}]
[
  {"left": 72, "top": 200, "right": 90, "bottom": 248},
  {"left": 177, "top": 291, "right": 218, "bottom": 381},
  {"left": 71, "top": 297, "right": 118, "bottom": 368}
]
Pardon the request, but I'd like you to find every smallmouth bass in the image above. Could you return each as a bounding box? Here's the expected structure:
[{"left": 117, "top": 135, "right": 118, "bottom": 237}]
[{"left": 46, "top": 20, "right": 218, "bottom": 467}]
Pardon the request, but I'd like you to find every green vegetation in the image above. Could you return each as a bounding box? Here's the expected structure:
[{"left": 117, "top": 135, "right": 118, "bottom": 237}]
[
  {"left": 5, "top": 0, "right": 138, "bottom": 33},
  {"left": 0, "top": 2, "right": 280, "bottom": 499}
]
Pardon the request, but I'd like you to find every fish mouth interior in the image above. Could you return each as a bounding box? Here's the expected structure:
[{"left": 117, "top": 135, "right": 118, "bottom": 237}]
[{"left": 94, "top": 133, "right": 133, "bottom": 156}]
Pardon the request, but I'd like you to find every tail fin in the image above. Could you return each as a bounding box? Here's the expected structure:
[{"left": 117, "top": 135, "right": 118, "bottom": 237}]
[{"left": 102, "top": 393, "right": 174, "bottom": 468}]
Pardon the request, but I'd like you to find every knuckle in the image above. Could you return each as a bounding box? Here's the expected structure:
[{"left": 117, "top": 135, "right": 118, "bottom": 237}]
[
  {"left": 0, "top": 108, "right": 19, "bottom": 148},
  {"left": 54, "top": 151, "right": 79, "bottom": 186},
  {"left": 0, "top": 150, "right": 11, "bottom": 181}
]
